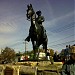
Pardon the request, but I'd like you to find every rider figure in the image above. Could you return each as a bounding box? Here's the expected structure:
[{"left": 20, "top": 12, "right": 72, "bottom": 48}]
[
  {"left": 25, "top": 9, "right": 46, "bottom": 42},
  {"left": 36, "top": 10, "right": 46, "bottom": 40}
]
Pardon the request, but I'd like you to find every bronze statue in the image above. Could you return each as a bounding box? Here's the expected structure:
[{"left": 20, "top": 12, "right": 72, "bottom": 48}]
[{"left": 25, "top": 4, "right": 48, "bottom": 59}]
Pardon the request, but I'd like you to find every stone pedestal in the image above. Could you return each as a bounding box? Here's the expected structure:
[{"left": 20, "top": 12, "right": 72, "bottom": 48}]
[
  {"left": 12, "top": 66, "right": 20, "bottom": 75},
  {"left": 0, "top": 65, "right": 5, "bottom": 75},
  {"left": 0, "top": 65, "right": 20, "bottom": 75}
]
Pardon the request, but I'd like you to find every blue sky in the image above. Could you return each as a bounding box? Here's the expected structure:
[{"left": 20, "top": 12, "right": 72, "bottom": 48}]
[{"left": 0, "top": 0, "right": 75, "bottom": 53}]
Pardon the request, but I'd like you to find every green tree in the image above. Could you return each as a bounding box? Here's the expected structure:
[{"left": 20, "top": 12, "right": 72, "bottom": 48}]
[{"left": 1, "top": 47, "right": 16, "bottom": 63}]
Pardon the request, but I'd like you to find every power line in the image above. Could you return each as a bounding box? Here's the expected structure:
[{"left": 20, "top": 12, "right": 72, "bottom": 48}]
[
  {"left": 47, "top": 22, "right": 75, "bottom": 46},
  {"left": 49, "top": 33, "right": 75, "bottom": 44},
  {"left": 7, "top": 22, "right": 75, "bottom": 48},
  {"left": 48, "top": 22, "right": 75, "bottom": 36},
  {"left": 49, "top": 40, "right": 75, "bottom": 47},
  {"left": 9, "top": 41, "right": 24, "bottom": 47},
  {"left": 53, "top": 22, "right": 75, "bottom": 33}
]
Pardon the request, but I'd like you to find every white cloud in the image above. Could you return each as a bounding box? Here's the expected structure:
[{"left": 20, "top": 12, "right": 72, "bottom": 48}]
[
  {"left": 0, "top": 37, "right": 13, "bottom": 47},
  {"left": 44, "top": 11, "right": 74, "bottom": 33},
  {"left": 0, "top": 35, "right": 23, "bottom": 48},
  {"left": 0, "top": 21, "right": 18, "bottom": 33}
]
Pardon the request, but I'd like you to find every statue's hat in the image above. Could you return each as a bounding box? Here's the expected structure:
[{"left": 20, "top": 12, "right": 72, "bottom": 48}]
[{"left": 36, "top": 10, "right": 41, "bottom": 15}]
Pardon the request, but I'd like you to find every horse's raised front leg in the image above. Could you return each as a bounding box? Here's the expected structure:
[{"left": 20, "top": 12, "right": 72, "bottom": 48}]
[{"left": 25, "top": 36, "right": 30, "bottom": 42}]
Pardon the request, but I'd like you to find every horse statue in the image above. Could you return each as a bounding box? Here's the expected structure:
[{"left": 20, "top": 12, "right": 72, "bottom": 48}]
[{"left": 25, "top": 4, "right": 48, "bottom": 59}]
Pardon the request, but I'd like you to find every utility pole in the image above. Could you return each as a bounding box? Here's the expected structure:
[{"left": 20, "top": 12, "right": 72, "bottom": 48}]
[
  {"left": 25, "top": 41, "right": 26, "bottom": 53},
  {"left": 25, "top": 41, "right": 28, "bottom": 59}
]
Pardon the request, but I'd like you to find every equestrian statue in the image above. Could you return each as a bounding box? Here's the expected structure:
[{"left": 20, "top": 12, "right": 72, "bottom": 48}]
[{"left": 25, "top": 4, "right": 48, "bottom": 59}]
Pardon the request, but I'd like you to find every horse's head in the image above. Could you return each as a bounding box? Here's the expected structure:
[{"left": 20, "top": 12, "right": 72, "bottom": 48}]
[{"left": 26, "top": 4, "right": 35, "bottom": 20}]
